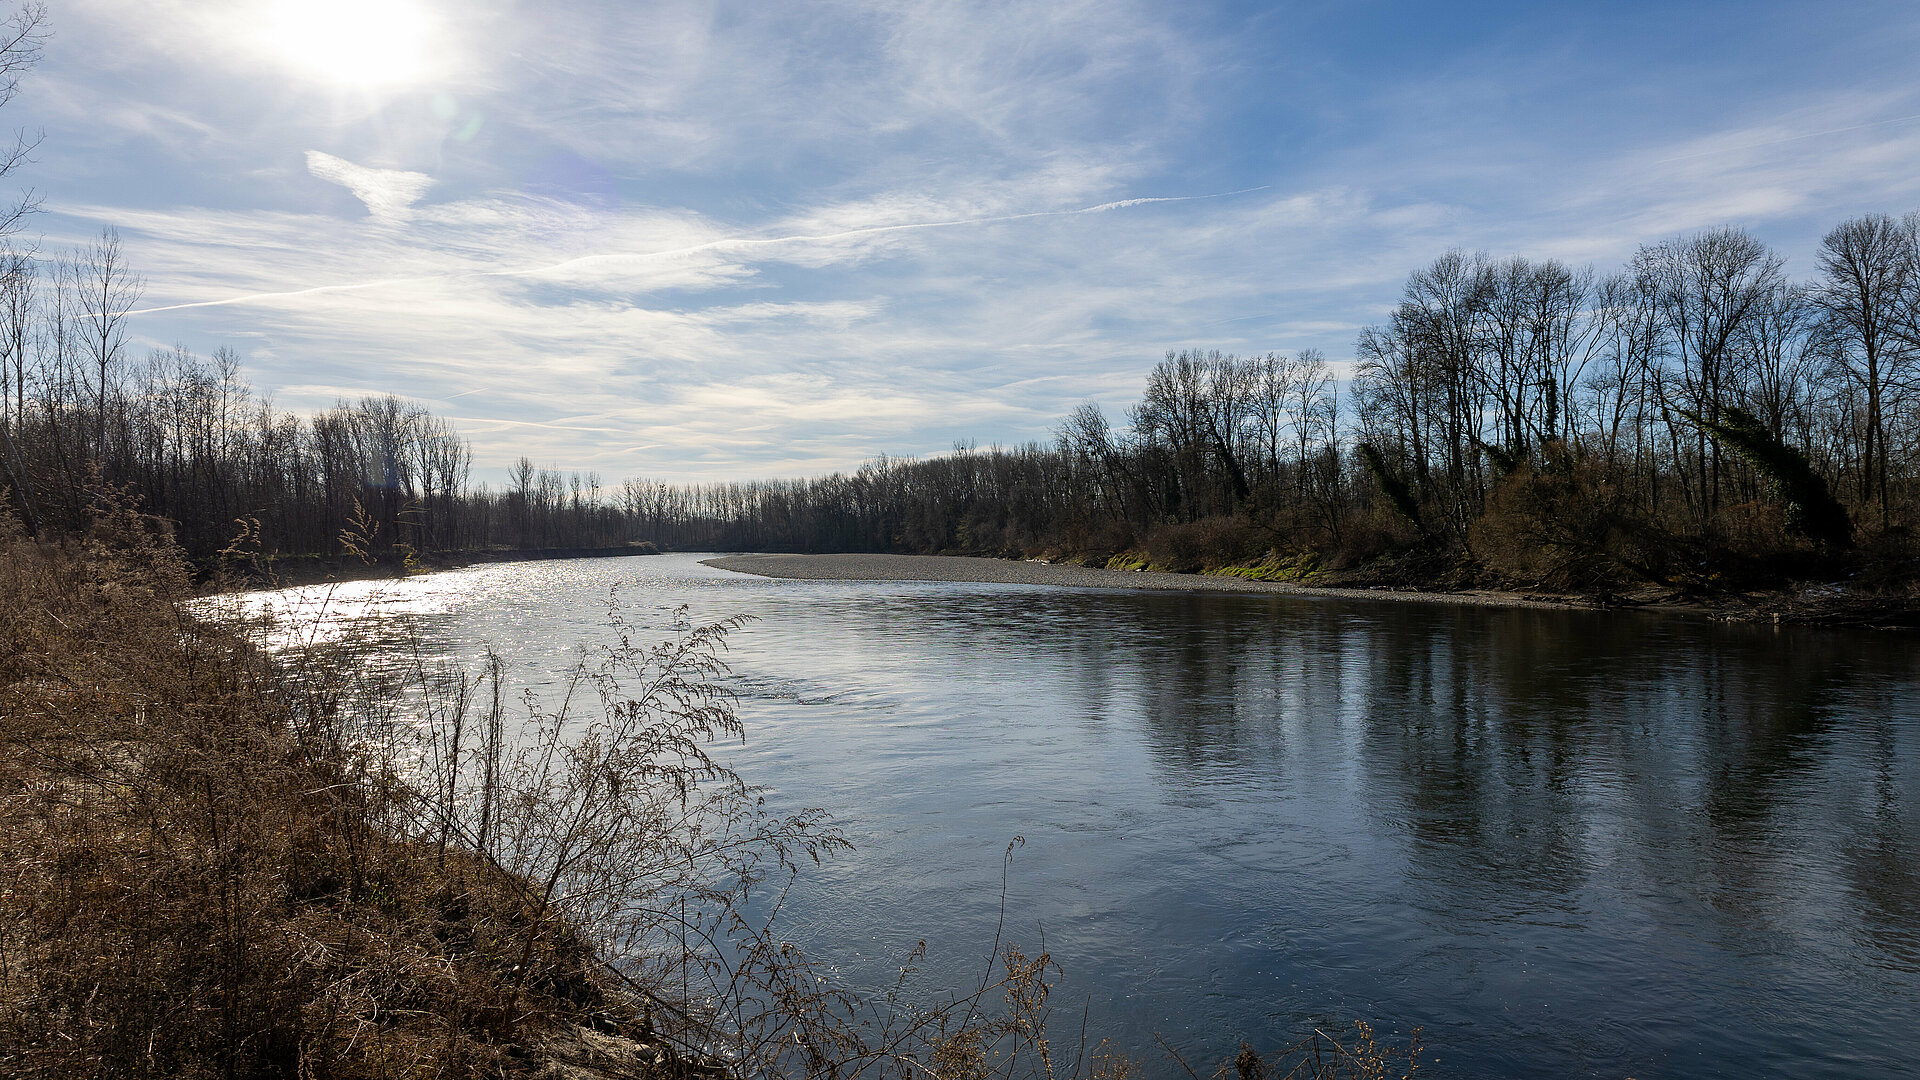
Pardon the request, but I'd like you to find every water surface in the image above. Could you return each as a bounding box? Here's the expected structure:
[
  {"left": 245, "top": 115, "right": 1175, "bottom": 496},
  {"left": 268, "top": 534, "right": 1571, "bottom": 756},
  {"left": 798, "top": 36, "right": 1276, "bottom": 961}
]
[{"left": 241, "top": 553, "right": 1920, "bottom": 1078}]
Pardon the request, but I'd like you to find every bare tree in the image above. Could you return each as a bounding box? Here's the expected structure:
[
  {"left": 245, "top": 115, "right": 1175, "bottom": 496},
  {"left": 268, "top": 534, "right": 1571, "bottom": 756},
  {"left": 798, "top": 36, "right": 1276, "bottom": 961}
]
[
  {"left": 1588, "top": 270, "right": 1669, "bottom": 509},
  {"left": 0, "top": 4, "right": 43, "bottom": 531},
  {"left": 1056, "top": 401, "right": 1129, "bottom": 522},
  {"left": 0, "top": 244, "right": 29, "bottom": 425},
  {"left": 0, "top": 3, "right": 45, "bottom": 238},
  {"left": 0, "top": 245, "right": 36, "bottom": 533},
  {"left": 1395, "top": 251, "right": 1494, "bottom": 526},
  {"left": 75, "top": 228, "right": 142, "bottom": 466},
  {"left": 1810, "top": 213, "right": 1918, "bottom": 528},
  {"left": 1288, "top": 349, "right": 1336, "bottom": 502},
  {"left": 1738, "top": 280, "right": 1816, "bottom": 458},
  {"left": 1632, "top": 227, "right": 1786, "bottom": 515}
]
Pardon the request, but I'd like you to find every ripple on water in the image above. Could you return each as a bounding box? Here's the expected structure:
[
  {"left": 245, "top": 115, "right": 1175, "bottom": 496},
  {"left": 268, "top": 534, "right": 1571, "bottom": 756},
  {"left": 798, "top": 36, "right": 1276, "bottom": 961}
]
[{"left": 234, "top": 552, "right": 1920, "bottom": 1080}]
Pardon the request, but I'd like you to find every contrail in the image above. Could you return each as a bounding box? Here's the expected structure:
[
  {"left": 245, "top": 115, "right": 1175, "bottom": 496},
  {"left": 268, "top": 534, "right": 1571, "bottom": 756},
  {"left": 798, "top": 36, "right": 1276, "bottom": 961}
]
[
  {"left": 126, "top": 276, "right": 427, "bottom": 315},
  {"left": 123, "top": 186, "right": 1268, "bottom": 317}
]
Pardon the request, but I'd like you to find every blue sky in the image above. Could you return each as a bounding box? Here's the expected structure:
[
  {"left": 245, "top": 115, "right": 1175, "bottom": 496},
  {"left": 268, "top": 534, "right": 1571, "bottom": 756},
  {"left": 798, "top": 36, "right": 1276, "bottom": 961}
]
[{"left": 19, "top": 0, "right": 1920, "bottom": 482}]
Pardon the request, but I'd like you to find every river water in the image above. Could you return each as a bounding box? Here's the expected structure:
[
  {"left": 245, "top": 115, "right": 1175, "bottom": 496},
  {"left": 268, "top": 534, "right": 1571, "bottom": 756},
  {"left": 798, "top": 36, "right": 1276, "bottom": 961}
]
[{"left": 240, "top": 553, "right": 1920, "bottom": 1078}]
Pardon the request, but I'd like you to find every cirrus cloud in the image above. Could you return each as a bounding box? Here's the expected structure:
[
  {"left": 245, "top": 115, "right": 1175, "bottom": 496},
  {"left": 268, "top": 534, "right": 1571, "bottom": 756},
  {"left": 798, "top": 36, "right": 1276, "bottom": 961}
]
[{"left": 305, "top": 151, "right": 435, "bottom": 222}]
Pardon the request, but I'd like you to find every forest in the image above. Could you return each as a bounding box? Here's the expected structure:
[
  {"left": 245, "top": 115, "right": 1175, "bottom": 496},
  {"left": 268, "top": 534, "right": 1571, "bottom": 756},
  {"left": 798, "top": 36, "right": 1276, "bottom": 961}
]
[{"left": 3, "top": 215, "right": 1918, "bottom": 595}]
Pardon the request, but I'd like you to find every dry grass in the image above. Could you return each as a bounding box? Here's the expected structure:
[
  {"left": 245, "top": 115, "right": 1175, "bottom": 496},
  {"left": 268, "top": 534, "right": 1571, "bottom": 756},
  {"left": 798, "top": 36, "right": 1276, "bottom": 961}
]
[
  {"left": 0, "top": 498, "right": 1428, "bottom": 1079},
  {"left": 0, "top": 498, "right": 711, "bottom": 1077}
]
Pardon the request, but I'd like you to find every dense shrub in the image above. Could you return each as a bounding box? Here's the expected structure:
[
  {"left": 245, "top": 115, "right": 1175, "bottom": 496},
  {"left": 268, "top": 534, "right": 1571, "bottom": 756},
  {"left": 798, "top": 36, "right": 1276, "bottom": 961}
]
[
  {"left": 1138, "top": 516, "right": 1268, "bottom": 573},
  {"left": 1469, "top": 459, "right": 1676, "bottom": 592}
]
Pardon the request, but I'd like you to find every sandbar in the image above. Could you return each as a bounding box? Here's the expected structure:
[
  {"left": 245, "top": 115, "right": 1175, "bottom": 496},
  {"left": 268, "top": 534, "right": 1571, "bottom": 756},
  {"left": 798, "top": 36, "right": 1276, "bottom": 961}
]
[{"left": 702, "top": 553, "right": 1598, "bottom": 611}]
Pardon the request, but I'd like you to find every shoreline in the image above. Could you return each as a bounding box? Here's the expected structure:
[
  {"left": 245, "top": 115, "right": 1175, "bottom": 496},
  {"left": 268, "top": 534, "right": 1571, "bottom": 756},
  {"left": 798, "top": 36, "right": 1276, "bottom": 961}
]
[
  {"left": 703, "top": 552, "right": 1634, "bottom": 614},
  {"left": 706, "top": 554, "right": 1920, "bottom": 628},
  {"left": 4, "top": 532, "right": 685, "bottom": 1077},
  {"left": 222, "top": 548, "right": 1915, "bottom": 628},
  {"left": 206, "top": 544, "right": 660, "bottom": 591}
]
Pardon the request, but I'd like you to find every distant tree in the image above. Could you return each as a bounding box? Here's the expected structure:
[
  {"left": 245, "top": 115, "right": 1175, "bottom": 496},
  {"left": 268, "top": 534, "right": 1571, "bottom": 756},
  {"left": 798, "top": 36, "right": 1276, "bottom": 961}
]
[
  {"left": 0, "top": 246, "right": 37, "bottom": 534},
  {"left": 1809, "top": 213, "right": 1919, "bottom": 528},
  {"left": 1056, "top": 401, "right": 1128, "bottom": 522},
  {"left": 0, "top": 3, "right": 44, "bottom": 237},
  {"left": 75, "top": 228, "right": 142, "bottom": 466},
  {"left": 0, "top": 4, "right": 44, "bottom": 533},
  {"left": 1288, "top": 349, "right": 1337, "bottom": 503},
  {"left": 1632, "top": 227, "right": 1785, "bottom": 515}
]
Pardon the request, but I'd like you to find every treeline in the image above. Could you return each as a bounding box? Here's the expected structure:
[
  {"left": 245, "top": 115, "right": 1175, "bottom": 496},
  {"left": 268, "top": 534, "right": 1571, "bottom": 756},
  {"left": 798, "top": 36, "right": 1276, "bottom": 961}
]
[
  {"left": 0, "top": 232, "right": 645, "bottom": 563},
  {"left": 623, "top": 215, "right": 1920, "bottom": 591},
  {"left": 4, "top": 214, "right": 1919, "bottom": 591},
  {"left": 613, "top": 346, "right": 1341, "bottom": 558},
  {"left": 1347, "top": 225, "right": 1907, "bottom": 552}
]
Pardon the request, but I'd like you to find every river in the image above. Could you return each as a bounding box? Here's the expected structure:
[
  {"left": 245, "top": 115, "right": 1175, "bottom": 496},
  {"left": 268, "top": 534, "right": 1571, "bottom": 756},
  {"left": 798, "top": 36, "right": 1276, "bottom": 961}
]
[{"left": 237, "top": 552, "right": 1920, "bottom": 1078}]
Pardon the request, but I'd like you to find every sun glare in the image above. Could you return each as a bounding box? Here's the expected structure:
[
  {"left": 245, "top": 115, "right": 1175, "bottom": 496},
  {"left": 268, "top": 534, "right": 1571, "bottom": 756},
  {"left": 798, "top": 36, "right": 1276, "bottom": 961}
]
[{"left": 260, "top": 0, "right": 436, "bottom": 87}]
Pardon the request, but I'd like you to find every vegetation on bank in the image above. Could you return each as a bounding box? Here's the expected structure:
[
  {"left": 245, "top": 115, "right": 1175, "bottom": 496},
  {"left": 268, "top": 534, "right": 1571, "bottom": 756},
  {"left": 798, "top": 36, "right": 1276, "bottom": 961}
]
[
  {"left": 0, "top": 502, "right": 730, "bottom": 1077},
  {"left": 0, "top": 504, "right": 1428, "bottom": 1078},
  {"left": 8, "top": 214, "right": 1920, "bottom": 614}
]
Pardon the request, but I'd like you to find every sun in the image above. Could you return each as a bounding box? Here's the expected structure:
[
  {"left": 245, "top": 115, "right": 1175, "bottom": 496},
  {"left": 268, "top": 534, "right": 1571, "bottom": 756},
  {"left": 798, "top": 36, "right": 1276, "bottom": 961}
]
[{"left": 259, "top": 0, "right": 437, "bottom": 87}]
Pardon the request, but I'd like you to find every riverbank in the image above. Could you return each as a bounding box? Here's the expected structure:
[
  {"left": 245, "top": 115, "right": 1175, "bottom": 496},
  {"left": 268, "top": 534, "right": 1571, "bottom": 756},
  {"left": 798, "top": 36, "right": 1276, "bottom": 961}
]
[
  {"left": 207, "top": 542, "right": 660, "bottom": 590},
  {"left": 0, "top": 519, "right": 702, "bottom": 1078},
  {"left": 706, "top": 552, "right": 1626, "bottom": 612},
  {"left": 704, "top": 552, "right": 1920, "bottom": 627}
]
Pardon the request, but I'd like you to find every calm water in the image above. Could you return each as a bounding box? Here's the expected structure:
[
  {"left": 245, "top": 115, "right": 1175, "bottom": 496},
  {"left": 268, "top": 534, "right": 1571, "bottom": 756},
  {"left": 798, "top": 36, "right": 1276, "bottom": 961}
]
[{"left": 242, "top": 553, "right": 1920, "bottom": 1079}]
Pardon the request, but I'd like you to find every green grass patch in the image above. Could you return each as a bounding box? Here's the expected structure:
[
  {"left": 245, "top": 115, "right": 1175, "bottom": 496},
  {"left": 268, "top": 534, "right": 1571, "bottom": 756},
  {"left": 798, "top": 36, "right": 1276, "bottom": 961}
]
[
  {"left": 1105, "top": 552, "right": 1174, "bottom": 573},
  {"left": 1203, "top": 551, "right": 1327, "bottom": 583}
]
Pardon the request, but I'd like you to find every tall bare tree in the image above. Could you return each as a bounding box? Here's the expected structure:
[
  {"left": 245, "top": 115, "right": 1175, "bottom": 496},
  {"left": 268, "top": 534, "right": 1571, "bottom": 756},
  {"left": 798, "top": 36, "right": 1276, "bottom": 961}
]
[
  {"left": 0, "top": 4, "right": 44, "bottom": 533},
  {"left": 75, "top": 228, "right": 141, "bottom": 467},
  {"left": 1810, "top": 213, "right": 1918, "bottom": 528},
  {"left": 1632, "top": 227, "right": 1786, "bottom": 515}
]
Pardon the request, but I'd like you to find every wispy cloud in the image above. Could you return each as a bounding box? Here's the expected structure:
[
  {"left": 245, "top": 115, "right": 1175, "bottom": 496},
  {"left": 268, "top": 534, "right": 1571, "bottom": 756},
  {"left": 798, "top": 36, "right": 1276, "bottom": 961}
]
[
  {"left": 18, "top": 1, "right": 1920, "bottom": 482},
  {"left": 304, "top": 151, "right": 435, "bottom": 221},
  {"left": 123, "top": 186, "right": 1268, "bottom": 316}
]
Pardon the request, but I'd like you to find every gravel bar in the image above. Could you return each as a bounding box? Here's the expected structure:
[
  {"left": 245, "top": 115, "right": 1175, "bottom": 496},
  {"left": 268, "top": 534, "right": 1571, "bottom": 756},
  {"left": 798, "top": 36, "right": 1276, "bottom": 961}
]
[{"left": 702, "top": 553, "right": 1596, "bottom": 610}]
